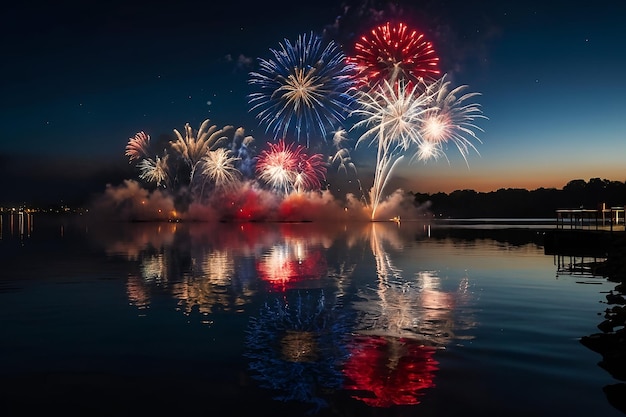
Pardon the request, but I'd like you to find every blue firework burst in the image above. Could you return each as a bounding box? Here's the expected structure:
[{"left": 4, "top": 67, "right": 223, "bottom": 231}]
[{"left": 248, "top": 32, "right": 357, "bottom": 147}]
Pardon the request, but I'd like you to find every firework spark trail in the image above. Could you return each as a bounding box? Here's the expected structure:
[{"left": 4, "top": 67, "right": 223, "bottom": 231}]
[
  {"left": 127, "top": 130, "right": 172, "bottom": 188},
  {"left": 125, "top": 131, "right": 151, "bottom": 162},
  {"left": 170, "top": 119, "right": 234, "bottom": 189},
  {"left": 416, "top": 75, "right": 486, "bottom": 165},
  {"left": 199, "top": 148, "right": 242, "bottom": 200},
  {"left": 248, "top": 32, "right": 357, "bottom": 147},
  {"left": 230, "top": 127, "right": 256, "bottom": 177},
  {"left": 138, "top": 154, "right": 169, "bottom": 188},
  {"left": 329, "top": 128, "right": 369, "bottom": 205},
  {"left": 351, "top": 80, "right": 432, "bottom": 220},
  {"left": 294, "top": 152, "right": 327, "bottom": 192},
  {"left": 349, "top": 22, "right": 440, "bottom": 90},
  {"left": 256, "top": 140, "right": 298, "bottom": 194},
  {"left": 329, "top": 128, "right": 355, "bottom": 174}
]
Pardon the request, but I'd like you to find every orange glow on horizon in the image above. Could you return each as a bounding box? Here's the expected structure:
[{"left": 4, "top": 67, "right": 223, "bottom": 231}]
[{"left": 398, "top": 166, "right": 626, "bottom": 194}]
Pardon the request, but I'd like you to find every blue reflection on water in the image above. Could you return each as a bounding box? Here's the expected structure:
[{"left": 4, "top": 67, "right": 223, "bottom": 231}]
[{"left": 245, "top": 289, "right": 352, "bottom": 413}]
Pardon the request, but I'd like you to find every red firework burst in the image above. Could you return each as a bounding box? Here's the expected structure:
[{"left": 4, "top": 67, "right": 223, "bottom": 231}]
[
  {"left": 294, "top": 152, "right": 327, "bottom": 191},
  {"left": 349, "top": 22, "right": 440, "bottom": 89},
  {"left": 256, "top": 139, "right": 327, "bottom": 193}
]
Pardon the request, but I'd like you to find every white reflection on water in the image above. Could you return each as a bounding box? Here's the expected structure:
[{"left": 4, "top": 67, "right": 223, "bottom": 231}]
[
  {"left": 1, "top": 212, "right": 34, "bottom": 241},
  {"left": 353, "top": 222, "right": 476, "bottom": 346}
]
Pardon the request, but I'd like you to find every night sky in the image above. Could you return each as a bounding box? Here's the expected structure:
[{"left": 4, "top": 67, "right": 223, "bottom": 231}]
[{"left": 2, "top": 0, "right": 626, "bottom": 206}]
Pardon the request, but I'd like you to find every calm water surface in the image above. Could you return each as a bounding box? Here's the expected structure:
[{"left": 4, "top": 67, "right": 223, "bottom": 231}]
[{"left": 0, "top": 214, "right": 622, "bottom": 416}]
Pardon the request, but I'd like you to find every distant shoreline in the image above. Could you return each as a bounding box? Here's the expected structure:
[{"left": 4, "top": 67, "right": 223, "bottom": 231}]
[{"left": 433, "top": 217, "right": 556, "bottom": 225}]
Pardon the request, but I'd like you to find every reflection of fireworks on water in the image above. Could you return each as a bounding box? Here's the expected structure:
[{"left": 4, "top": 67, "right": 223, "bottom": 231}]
[
  {"left": 256, "top": 243, "right": 328, "bottom": 292},
  {"left": 168, "top": 244, "right": 260, "bottom": 317},
  {"left": 356, "top": 242, "right": 465, "bottom": 344},
  {"left": 341, "top": 223, "right": 476, "bottom": 406},
  {"left": 125, "top": 251, "right": 171, "bottom": 315},
  {"left": 257, "top": 245, "right": 296, "bottom": 290},
  {"left": 126, "top": 275, "right": 150, "bottom": 312},
  {"left": 245, "top": 290, "right": 352, "bottom": 413},
  {"left": 369, "top": 222, "right": 403, "bottom": 282},
  {"left": 248, "top": 32, "right": 357, "bottom": 146},
  {"left": 349, "top": 223, "right": 477, "bottom": 342},
  {"left": 343, "top": 335, "right": 438, "bottom": 407},
  {"left": 349, "top": 21, "right": 440, "bottom": 89},
  {"left": 110, "top": 222, "right": 262, "bottom": 319},
  {"left": 256, "top": 139, "right": 327, "bottom": 195},
  {"left": 140, "top": 253, "right": 168, "bottom": 283}
]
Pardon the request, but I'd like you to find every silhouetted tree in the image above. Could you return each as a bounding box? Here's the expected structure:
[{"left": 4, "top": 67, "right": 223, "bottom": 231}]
[{"left": 411, "top": 178, "right": 626, "bottom": 218}]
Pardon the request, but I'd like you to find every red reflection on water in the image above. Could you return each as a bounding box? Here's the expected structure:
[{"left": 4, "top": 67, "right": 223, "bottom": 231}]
[
  {"left": 343, "top": 335, "right": 438, "bottom": 407},
  {"left": 257, "top": 247, "right": 327, "bottom": 291}
]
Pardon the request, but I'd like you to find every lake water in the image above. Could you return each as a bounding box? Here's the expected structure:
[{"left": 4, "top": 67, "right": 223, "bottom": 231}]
[{"left": 1, "top": 213, "right": 623, "bottom": 416}]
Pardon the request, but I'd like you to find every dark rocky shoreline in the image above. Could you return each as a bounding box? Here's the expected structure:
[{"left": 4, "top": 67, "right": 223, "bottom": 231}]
[{"left": 579, "top": 233, "right": 626, "bottom": 414}]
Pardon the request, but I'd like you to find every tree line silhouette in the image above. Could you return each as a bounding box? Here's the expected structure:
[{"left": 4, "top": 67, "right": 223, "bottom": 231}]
[{"left": 412, "top": 178, "right": 626, "bottom": 218}]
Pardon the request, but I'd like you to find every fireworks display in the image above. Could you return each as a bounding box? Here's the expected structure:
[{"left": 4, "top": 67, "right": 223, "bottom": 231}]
[
  {"left": 88, "top": 12, "right": 489, "bottom": 413},
  {"left": 115, "top": 19, "right": 485, "bottom": 222}
]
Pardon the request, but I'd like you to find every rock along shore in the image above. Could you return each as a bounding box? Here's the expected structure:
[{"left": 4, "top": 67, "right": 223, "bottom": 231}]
[{"left": 579, "top": 233, "right": 626, "bottom": 413}]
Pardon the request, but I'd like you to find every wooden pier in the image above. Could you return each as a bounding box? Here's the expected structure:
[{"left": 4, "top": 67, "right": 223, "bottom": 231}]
[
  {"left": 546, "top": 206, "right": 625, "bottom": 258},
  {"left": 556, "top": 206, "right": 625, "bottom": 232}
]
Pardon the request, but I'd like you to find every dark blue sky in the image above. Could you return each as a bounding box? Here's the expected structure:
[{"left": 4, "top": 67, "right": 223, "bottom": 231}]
[{"left": 2, "top": 0, "right": 626, "bottom": 205}]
